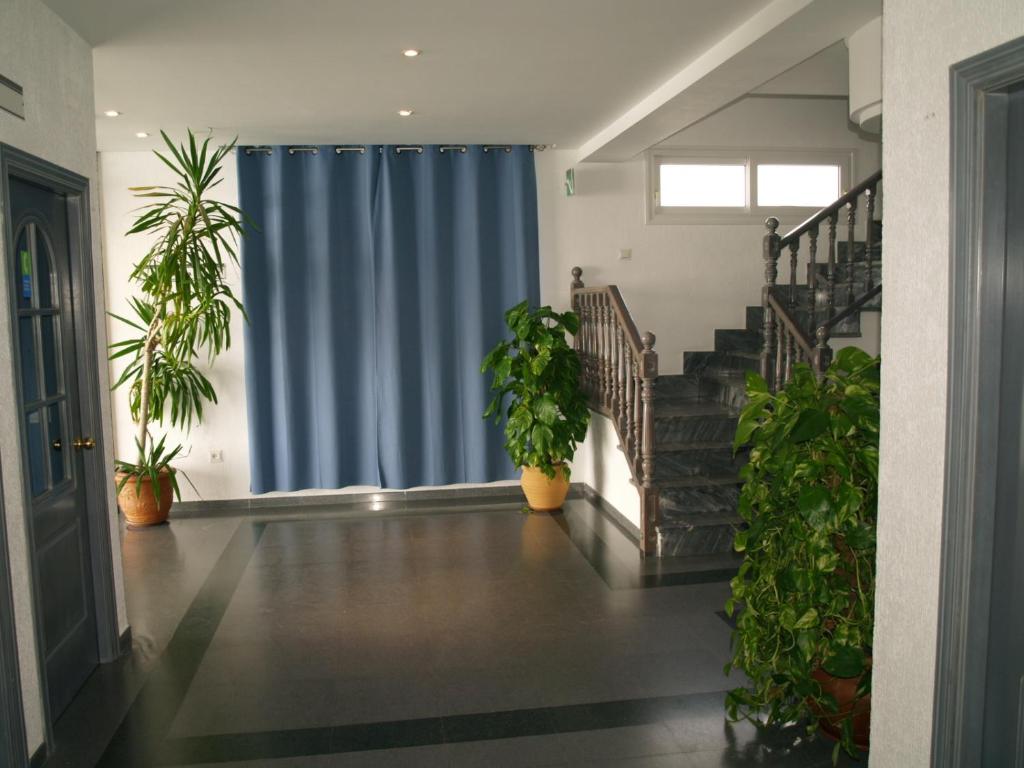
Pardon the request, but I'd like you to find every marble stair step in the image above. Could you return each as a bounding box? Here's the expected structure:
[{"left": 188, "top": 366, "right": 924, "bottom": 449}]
[
  {"left": 807, "top": 260, "right": 882, "bottom": 286},
  {"left": 836, "top": 239, "right": 883, "bottom": 263},
  {"left": 658, "top": 480, "right": 740, "bottom": 516},
  {"left": 657, "top": 520, "right": 740, "bottom": 557},
  {"left": 655, "top": 443, "right": 745, "bottom": 479},
  {"left": 714, "top": 328, "right": 762, "bottom": 354},
  {"left": 683, "top": 350, "right": 760, "bottom": 376},
  {"left": 653, "top": 405, "right": 738, "bottom": 445},
  {"left": 654, "top": 373, "right": 704, "bottom": 400}
]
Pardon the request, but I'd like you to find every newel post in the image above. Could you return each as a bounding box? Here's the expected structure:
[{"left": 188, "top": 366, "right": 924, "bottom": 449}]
[
  {"left": 814, "top": 326, "right": 833, "bottom": 382},
  {"left": 760, "top": 217, "right": 781, "bottom": 388},
  {"left": 639, "top": 331, "right": 658, "bottom": 555}
]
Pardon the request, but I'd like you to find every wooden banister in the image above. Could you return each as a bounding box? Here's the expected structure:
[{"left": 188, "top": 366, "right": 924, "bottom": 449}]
[
  {"left": 571, "top": 268, "right": 659, "bottom": 554},
  {"left": 760, "top": 171, "right": 883, "bottom": 391}
]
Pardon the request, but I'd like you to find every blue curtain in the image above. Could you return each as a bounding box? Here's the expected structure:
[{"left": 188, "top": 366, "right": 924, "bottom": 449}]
[{"left": 238, "top": 146, "right": 539, "bottom": 493}]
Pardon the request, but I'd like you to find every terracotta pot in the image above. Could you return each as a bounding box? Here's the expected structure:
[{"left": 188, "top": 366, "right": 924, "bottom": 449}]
[
  {"left": 809, "top": 666, "right": 871, "bottom": 751},
  {"left": 116, "top": 469, "right": 174, "bottom": 527},
  {"left": 520, "top": 463, "right": 570, "bottom": 511}
]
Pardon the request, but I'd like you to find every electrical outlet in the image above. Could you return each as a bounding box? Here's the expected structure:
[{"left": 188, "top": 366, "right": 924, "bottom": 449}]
[{"left": 209, "top": 449, "right": 224, "bottom": 464}]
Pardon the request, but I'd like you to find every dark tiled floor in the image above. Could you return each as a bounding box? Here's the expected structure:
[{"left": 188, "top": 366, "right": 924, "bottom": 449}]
[{"left": 44, "top": 498, "right": 858, "bottom": 767}]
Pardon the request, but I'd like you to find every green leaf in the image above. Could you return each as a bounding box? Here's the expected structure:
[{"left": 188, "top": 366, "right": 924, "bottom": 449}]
[
  {"left": 789, "top": 408, "right": 829, "bottom": 442},
  {"left": 822, "top": 645, "right": 866, "bottom": 678}
]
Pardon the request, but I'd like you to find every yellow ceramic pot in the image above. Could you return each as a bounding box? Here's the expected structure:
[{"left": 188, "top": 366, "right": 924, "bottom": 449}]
[
  {"left": 521, "top": 463, "right": 570, "bottom": 512},
  {"left": 116, "top": 469, "right": 174, "bottom": 527}
]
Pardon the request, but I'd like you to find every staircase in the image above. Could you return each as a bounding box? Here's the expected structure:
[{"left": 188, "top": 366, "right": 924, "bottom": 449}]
[{"left": 571, "top": 170, "right": 883, "bottom": 558}]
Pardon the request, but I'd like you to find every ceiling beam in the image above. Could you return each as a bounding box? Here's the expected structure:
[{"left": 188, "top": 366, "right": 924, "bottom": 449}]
[{"left": 575, "top": 0, "right": 880, "bottom": 163}]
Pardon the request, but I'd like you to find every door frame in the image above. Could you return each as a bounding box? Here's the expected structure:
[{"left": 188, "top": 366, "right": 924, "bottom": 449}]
[
  {"left": 0, "top": 464, "right": 29, "bottom": 768},
  {"left": 0, "top": 145, "right": 121, "bottom": 746},
  {"left": 933, "top": 34, "right": 1024, "bottom": 767}
]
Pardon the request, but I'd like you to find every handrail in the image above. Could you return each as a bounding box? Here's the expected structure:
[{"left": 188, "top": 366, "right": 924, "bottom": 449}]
[
  {"left": 572, "top": 284, "right": 645, "bottom": 360},
  {"left": 760, "top": 170, "right": 883, "bottom": 391},
  {"left": 818, "top": 282, "right": 883, "bottom": 334},
  {"left": 779, "top": 170, "right": 883, "bottom": 246},
  {"left": 570, "top": 267, "right": 659, "bottom": 554},
  {"left": 767, "top": 291, "right": 815, "bottom": 359}
]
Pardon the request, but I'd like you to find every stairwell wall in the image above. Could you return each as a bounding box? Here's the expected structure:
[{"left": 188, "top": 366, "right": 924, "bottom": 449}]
[
  {"left": 871, "top": 3, "right": 1024, "bottom": 766},
  {"left": 536, "top": 95, "right": 882, "bottom": 373}
]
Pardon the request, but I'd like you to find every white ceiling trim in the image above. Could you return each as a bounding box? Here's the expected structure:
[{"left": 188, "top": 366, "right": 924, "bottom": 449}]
[{"left": 576, "top": 0, "right": 881, "bottom": 163}]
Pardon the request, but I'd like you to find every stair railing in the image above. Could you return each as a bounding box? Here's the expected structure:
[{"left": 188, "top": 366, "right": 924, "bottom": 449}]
[
  {"left": 570, "top": 267, "right": 659, "bottom": 554},
  {"left": 760, "top": 170, "right": 882, "bottom": 391}
]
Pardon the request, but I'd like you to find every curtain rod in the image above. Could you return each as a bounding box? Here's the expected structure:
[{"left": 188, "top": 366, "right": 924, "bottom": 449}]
[{"left": 243, "top": 144, "right": 548, "bottom": 156}]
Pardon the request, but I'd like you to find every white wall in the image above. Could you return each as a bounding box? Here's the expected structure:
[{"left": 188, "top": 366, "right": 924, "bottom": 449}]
[
  {"left": 0, "top": 0, "right": 127, "bottom": 753},
  {"left": 536, "top": 95, "right": 882, "bottom": 372},
  {"left": 101, "top": 150, "right": 521, "bottom": 502},
  {"left": 571, "top": 413, "right": 641, "bottom": 530},
  {"left": 871, "top": 3, "right": 1024, "bottom": 766}
]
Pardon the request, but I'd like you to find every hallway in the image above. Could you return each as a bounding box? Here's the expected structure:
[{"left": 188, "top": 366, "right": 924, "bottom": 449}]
[{"left": 44, "top": 497, "right": 847, "bottom": 767}]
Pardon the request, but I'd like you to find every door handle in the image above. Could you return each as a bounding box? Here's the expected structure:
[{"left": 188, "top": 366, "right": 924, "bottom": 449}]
[
  {"left": 51, "top": 439, "right": 62, "bottom": 451},
  {"left": 73, "top": 437, "right": 95, "bottom": 451}
]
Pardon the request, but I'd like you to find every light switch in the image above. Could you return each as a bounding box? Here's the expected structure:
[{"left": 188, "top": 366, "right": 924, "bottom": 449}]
[{"left": 619, "top": 248, "right": 632, "bottom": 261}]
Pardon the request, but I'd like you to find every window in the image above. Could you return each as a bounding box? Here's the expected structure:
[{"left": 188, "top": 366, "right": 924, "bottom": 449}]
[{"left": 646, "top": 149, "right": 853, "bottom": 225}]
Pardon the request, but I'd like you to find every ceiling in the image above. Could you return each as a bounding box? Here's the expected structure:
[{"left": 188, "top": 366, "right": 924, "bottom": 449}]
[{"left": 40, "top": 0, "right": 775, "bottom": 151}]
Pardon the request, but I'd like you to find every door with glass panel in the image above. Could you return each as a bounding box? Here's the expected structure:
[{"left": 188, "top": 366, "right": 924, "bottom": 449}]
[{"left": 8, "top": 175, "right": 98, "bottom": 720}]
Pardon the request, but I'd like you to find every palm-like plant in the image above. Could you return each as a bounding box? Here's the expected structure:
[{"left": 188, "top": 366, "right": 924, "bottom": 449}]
[{"left": 109, "top": 130, "right": 246, "bottom": 496}]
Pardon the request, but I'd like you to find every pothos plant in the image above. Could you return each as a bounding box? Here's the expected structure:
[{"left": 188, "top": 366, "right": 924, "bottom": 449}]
[
  {"left": 109, "top": 130, "right": 247, "bottom": 497},
  {"left": 724, "top": 347, "right": 880, "bottom": 761},
  {"left": 481, "top": 301, "right": 590, "bottom": 478}
]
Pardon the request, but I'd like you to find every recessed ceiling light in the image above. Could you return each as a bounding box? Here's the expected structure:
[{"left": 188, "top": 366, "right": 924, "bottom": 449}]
[
  {"left": 402, "top": 49, "right": 421, "bottom": 58},
  {"left": 397, "top": 109, "right": 414, "bottom": 117},
  {"left": 135, "top": 132, "right": 149, "bottom": 138},
  {"left": 104, "top": 110, "right": 121, "bottom": 117}
]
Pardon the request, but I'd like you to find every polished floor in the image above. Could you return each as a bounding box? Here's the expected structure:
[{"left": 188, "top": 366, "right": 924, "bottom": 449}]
[{"left": 44, "top": 496, "right": 857, "bottom": 767}]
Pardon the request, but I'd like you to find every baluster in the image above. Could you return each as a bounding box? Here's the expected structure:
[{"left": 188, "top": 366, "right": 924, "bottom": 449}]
[
  {"left": 615, "top": 327, "right": 626, "bottom": 428},
  {"left": 600, "top": 299, "right": 611, "bottom": 410},
  {"left": 632, "top": 360, "right": 642, "bottom": 468},
  {"left": 608, "top": 310, "right": 620, "bottom": 416},
  {"left": 826, "top": 212, "right": 838, "bottom": 321},
  {"left": 775, "top": 322, "right": 785, "bottom": 388},
  {"left": 788, "top": 240, "right": 799, "bottom": 311},
  {"left": 578, "top": 295, "right": 589, "bottom": 396},
  {"left": 865, "top": 187, "right": 876, "bottom": 291},
  {"left": 814, "top": 326, "right": 832, "bottom": 382},
  {"left": 846, "top": 199, "right": 857, "bottom": 305},
  {"left": 603, "top": 298, "right": 612, "bottom": 410},
  {"left": 785, "top": 327, "right": 794, "bottom": 384},
  {"left": 595, "top": 296, "right": 605, "bottom": 406},
  {"left": 639, "top": 332, "right": 657, "bottom": 489},
  {"left": 761, "top": 217, "right": 781, "bottom": 390},
  {"left": 808, "top": 224, "right": 819, "bottom": 330},
  {"left": 589, "top": 296, "right": 598, "bottom": 399},
  {"left": 624, "top": 350, "right": 635, "bottom": 454}
]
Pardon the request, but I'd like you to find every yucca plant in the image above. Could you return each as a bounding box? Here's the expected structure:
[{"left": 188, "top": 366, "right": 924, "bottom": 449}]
[{"left": 109, "top": 130, "right": 246, "bottom": 513}]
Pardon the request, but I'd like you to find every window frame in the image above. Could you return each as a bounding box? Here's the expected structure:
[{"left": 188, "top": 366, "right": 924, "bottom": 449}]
[{"left": 645, "top": 147, "right": 856, "bottom": 225}]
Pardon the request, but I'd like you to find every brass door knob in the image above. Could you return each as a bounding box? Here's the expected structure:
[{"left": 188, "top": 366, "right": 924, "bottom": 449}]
[{"left": 72, "top": 437, "right": 95, "bottom": 451}]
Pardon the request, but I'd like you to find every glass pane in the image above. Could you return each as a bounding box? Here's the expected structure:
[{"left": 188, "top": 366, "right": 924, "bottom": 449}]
[
  {"left": 659, "top": 163, "right": 746, "bottom": 207},
  {"left": 756, "top": 164, "right": 841, "bottom": 207},
  {"left": 35, "top": 232, "right": 55, "bottom": 309},
  {"left": 14, "top": 226, "right": 31, "bottom": 310},
  {"left": 18, "top": 316, "right": 39, "bottom": 403},
  {"left": 26, "top": 409, "right": 47, "bottom": 496},
  {"left": 40, "top": 314, "right": 62, "bottom": 397},
  {"left": 47, "top": 403, "right": 68, "bottom": 487}
]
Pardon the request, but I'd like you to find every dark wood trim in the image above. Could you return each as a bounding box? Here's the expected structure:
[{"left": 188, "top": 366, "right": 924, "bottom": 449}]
[
  {"left": 28, "top": 741, "right": 47, "bottom": 768},
  {"left": 934, "top": 33, "right": 1024, "bottom": 768},
  {"left": 0, "top": 144, "right": 123, "bottom": 751},
  {"left": 0, "top": 466, "right": 29, "bottom": 767},
  {"left": 778, "top": 169, "right": 882, "bottom": 246}
]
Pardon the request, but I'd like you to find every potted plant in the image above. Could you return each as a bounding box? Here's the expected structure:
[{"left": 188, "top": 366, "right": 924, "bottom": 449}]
[
  {"left": 481, "top": 301, "right": 590, "bottom": 511},
  {"left": 109, "top": 130, "right": 246, "bottom": 526},
  {"left": 724, "top": 347, "right": 880, "bottom": 762}
]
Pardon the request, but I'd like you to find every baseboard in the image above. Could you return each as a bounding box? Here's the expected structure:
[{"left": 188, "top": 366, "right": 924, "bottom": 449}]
[
  {"left": 578, "top": 484, "right": 643, "bottom": 544},
  {"left": 170, "top": 483, "right": 587, "bottom": 519},
  {"left": 118, "top": 626, "right": 133, "bottom": 656},
  {"left": 29, "top": 742, "right": 46, "bottom": 768}
]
